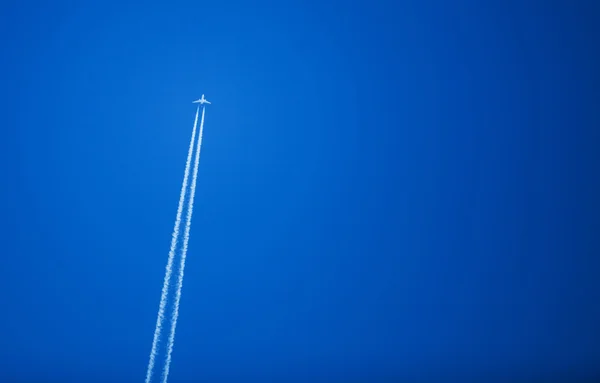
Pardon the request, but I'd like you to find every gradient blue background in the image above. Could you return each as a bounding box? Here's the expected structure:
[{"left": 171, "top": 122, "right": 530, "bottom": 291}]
[{"left": 1, "top": 1, "right": 599, "bottom": 382}]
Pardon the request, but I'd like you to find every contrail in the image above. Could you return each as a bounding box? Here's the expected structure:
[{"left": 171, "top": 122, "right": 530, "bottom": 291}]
[
  {"left": 145, "top": 106, "right": 200, "bottom": 383},
  {"left": 162, "top": 105, "right": 206, "bottom": 383}
]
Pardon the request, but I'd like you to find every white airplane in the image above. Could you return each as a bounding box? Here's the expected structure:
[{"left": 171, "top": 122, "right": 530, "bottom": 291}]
[{"left": 192, "top": 94, "right": 211, "bottom": 105}]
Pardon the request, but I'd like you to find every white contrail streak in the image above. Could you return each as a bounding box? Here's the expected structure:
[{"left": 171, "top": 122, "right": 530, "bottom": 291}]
[
  {"left": 162, "top": 106, "right": 206, "bottom": 383},
  {"left": 145, "top": 106, "right": 200, "bottom": 383}
]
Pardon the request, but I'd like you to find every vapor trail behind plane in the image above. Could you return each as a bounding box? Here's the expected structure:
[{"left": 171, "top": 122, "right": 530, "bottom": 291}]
[
  {"left": 145, "top": 106, "right": 200, "bottom": 383},
  {"left": 162, "top": 105, "right": 206, "bottom": 383}
]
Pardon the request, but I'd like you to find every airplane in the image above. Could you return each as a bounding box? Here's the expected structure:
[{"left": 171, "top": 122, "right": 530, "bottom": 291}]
[{"left": 192, "top": 94, "right": 211, "bottom": 105}]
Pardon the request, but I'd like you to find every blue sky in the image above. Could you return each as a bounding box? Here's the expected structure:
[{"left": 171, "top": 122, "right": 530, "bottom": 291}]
[{"left": 1, "top": 1, "right": 599, "bottom": 382}]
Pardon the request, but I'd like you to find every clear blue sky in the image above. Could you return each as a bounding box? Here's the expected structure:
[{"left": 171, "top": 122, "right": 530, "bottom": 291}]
[{"left": 1, "top": 1, "right": 599, "bottom": 382}]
